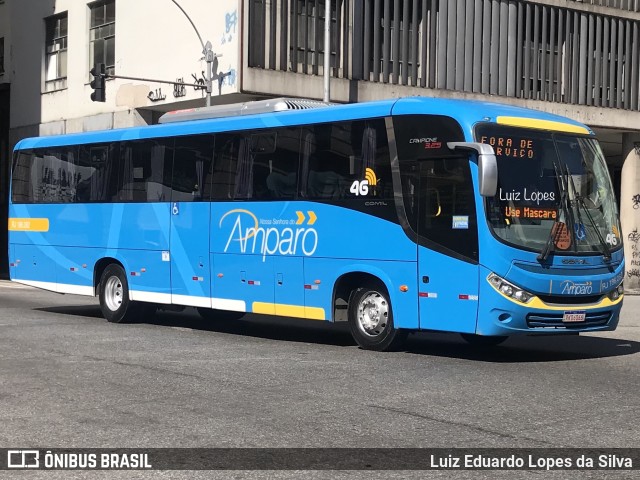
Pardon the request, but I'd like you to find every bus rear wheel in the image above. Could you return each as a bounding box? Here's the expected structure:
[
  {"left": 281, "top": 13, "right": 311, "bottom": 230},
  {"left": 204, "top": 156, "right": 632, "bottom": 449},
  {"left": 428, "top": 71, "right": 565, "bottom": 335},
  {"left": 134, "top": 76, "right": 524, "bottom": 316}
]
[
  {"left": 98, "top": 264, "right": 142, "bottom": 323},
  {"left": 348, "top": 283, "right": 407, "bottom": 351},
  {"left": 460, "top": 333, "right": 508, "bottom": 346}
]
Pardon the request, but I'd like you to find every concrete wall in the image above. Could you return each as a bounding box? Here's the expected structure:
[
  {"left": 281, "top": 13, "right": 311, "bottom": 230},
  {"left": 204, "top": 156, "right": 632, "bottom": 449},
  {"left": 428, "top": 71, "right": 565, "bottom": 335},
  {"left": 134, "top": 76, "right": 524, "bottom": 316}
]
[
  {"left": 10, "top": 0, "right": 241, "bottom": 138},
  {"left": 242, "top": 68, "right": 640, "bottom": 132},
  {"left": 621, "top": 134, "right": 640, "bottom": 294}
]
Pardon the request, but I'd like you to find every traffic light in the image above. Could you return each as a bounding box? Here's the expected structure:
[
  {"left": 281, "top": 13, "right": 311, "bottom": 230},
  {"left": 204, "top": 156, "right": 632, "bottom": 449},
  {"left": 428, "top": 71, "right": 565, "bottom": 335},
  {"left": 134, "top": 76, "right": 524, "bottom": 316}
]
[{"left": 90, "top": 63, "right": 106, "bottom": 102}]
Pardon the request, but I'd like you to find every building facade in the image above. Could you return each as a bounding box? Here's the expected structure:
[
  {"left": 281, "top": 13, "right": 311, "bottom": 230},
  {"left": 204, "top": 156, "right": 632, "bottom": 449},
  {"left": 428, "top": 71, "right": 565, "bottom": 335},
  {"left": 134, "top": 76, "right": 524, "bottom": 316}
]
[{"left": 2, "top": 0, "right": 640, "bottom": 290}]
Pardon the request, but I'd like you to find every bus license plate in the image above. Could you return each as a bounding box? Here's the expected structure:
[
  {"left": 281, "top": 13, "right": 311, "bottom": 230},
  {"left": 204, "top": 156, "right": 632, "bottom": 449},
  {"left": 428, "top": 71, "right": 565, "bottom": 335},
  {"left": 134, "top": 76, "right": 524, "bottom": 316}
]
[{"left": 562, "top": 311, "right": 586, "bottom": 323}]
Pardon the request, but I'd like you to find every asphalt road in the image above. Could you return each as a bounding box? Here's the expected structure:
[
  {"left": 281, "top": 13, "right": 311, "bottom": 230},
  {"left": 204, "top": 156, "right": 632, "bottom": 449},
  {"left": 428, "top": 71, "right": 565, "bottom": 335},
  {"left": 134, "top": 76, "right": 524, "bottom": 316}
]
[{"left": 0, "top": 280, "right": 638, "bottom": 479}]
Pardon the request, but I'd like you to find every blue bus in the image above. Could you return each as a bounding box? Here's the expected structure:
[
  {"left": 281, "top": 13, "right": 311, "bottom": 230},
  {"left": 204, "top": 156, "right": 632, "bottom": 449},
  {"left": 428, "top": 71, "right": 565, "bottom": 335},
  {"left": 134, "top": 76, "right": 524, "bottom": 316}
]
[{"left": 8, "top": 97, "right": 624, "bottom": 350}]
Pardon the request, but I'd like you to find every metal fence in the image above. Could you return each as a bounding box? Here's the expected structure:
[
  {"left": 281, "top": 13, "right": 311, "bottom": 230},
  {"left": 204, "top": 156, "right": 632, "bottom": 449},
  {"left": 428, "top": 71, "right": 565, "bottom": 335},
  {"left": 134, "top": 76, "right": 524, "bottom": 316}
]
[{"left": 248, "top": 0, "right": 640, "bottom": 111}]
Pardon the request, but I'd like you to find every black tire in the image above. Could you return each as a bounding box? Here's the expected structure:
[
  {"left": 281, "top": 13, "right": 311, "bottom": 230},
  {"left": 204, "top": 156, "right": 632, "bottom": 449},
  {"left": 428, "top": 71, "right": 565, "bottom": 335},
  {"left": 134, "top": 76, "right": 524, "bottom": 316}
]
[
  {"left": 460, "top": 333, "right": 508, "bottom": 346},
  {"left": 98, "top": 264, "right": 144, "bottom": 323},
  {"left": 348, "top": 283, "right": 407, "bottom": 351},
  {"left": 197, "top": 307, "right": 245, "bottom": 322}
]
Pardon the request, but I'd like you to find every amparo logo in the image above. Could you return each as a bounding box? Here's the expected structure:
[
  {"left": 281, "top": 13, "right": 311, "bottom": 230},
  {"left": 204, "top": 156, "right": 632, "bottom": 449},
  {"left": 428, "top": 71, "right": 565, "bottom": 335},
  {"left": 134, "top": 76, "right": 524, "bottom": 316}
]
[
  {"left": 560, "top": 280, "right": 593, "bottom": 295},
  {"left": 220, "top": 209, "right": 318, "bottom": 261}
]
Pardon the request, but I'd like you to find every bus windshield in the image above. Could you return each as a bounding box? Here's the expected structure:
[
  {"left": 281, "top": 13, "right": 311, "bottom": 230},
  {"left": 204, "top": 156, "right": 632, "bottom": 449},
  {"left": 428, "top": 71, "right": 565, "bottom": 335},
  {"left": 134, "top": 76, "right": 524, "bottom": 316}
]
[{"left": 476, "top": 124, "right": 621, "bottom": 256}]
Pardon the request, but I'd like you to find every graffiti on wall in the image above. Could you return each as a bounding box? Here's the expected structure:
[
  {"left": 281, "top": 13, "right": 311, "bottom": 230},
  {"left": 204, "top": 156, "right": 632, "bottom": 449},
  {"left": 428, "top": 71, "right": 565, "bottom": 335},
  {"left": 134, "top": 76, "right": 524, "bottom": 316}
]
[
  {"left": 147, "top": 88, "right": 167, "bottom": 102},
  {"left": 173, "top": 78, "right": 186, "bottom": 98},
  {"left": 191, "top": 71, "right": 207, "bottom": 91},
  {"left": 147, "top": 11, "right": 238, "bottom": 103},
  {"left": 187, "top": 67, "right": 236, "bottom": 95},
  {"left": 627, "top": 227, "right": 640, "bottom": 284},
  {"left": 633, "top": 193, "right": 640, "bottom": 210},
  {"left": 629, "top": 228, "right": 640, "bottom": 278},
  {"left": 221, "top": 10, "right": 238, "bottom": 45},
  {"left": 218, "top": 67, "right": 236, "bottom": 88}
]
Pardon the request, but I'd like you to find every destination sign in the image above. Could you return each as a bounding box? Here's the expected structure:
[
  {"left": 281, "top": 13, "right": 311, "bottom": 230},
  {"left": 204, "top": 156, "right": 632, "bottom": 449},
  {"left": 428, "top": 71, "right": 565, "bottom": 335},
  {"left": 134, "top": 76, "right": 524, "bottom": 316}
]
[
  {"left": 504, "top": 206, "right": 558, "bottom": 220},
  {"left": 479, "top": 136, "right": 535, "bottom": 159}
]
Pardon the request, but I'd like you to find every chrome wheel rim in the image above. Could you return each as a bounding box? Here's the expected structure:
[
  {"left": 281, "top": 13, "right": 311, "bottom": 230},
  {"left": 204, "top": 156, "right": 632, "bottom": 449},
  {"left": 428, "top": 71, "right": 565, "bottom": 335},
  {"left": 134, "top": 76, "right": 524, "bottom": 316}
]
[
  {"left": 356, "top": 291, "right": 389, "bottom": 337},
  {"left": 104, "top": 275, "right": 124, "bottom": 312}
]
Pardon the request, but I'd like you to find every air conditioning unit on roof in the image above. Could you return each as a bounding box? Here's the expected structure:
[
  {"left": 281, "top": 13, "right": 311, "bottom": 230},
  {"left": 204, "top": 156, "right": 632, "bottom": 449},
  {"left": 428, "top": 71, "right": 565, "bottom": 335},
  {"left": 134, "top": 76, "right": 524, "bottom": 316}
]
[{"left": 159, "top": 97, "right": 332, "bottom": 124}]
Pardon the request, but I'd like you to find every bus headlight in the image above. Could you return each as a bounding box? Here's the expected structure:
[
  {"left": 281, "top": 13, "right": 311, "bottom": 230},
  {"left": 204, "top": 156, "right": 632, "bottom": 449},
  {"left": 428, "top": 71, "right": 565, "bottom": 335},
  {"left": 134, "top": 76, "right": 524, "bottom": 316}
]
[
  {"left": 607, "top": 283, "right": 624, "bottom": 301},
  {"left": 487, "top": 273, "right": 534, "bottom": 304}
]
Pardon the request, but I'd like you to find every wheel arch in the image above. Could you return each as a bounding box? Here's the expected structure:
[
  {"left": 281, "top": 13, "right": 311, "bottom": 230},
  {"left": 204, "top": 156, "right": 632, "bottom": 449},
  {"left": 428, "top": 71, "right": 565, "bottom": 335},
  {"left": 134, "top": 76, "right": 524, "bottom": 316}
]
[
  {"left": 332, "top": 269, "right": 393, "bottom": 323},
  {"left": 93, "top": 257, "right": 125, "bottom": 296},
  {"left": 329, "top": 262, "right": 419, "bottom": 330}
]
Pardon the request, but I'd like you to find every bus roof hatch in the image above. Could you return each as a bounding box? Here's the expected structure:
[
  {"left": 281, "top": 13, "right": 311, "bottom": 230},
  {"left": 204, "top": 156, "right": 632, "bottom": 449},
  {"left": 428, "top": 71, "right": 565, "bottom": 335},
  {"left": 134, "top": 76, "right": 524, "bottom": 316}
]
[{"left": 158, "top": 98, "right": 332, "bottom": 124}]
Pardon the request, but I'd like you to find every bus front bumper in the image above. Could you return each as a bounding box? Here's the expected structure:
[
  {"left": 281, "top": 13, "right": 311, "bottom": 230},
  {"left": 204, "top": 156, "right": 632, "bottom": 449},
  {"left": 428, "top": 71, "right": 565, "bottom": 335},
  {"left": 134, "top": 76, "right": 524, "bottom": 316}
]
[{"left": 475, "top": 282, "right": 623, "bottom": 336}]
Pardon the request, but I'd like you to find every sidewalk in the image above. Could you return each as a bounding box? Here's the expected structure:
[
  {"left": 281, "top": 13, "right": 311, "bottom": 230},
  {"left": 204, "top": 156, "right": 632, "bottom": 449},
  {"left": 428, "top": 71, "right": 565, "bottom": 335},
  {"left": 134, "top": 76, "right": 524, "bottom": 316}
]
[{"left": 619, "top": 293, "right": 639, "bottom": 328}]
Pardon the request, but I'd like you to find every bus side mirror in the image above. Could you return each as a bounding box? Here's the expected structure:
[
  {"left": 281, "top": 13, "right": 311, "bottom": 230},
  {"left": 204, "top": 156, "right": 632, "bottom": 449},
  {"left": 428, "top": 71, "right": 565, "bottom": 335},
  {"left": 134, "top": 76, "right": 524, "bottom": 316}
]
[{"left": 447, "top": 142, "right": 498, "bottom": 197}]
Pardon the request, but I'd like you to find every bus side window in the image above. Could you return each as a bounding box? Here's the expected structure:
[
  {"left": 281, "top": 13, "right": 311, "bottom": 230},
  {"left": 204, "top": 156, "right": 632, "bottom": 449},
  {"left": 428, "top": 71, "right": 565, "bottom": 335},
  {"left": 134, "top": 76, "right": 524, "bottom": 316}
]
[
  {"left": 249, "top": 131, "right": 277, "bottom": 199},
  {"left": 117, "top": 140, "right": 171, "bottom": 202},
  {"left": 233, "top": 136, "right": 253, "bottom": 199},
  {"left": 11, "top": 151, "right": 33, "bottom": 204},
  {"left": 172, "top": 135, "right": 214, "bottom": 202},
  {"left": 77, "top": 143, "right": 119, "bottom": 203},
  {"left": 27, "top": 147, "right": 78, "bottom": 203},
  {"left": 301, "top": 119, "right": 391, "bottom": 201},
  {"left": 359, "top": 120, "right": 393, "bottom": 199},
  {"left": 303, "top": 123, "right": 352, "bottom": 200},
  {"left": 260, "top": 128, "right": 300, "bottom": 200},
  {"left": 211, "top": 133, "right": 244, "bottom": 200}
]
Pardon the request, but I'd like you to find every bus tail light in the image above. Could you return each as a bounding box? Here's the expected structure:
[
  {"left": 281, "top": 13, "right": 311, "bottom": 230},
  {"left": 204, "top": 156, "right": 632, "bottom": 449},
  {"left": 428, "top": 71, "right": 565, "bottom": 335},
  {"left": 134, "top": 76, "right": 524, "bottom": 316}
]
[{"left": 487, "top": 273, "right": 533, "bottom": 304}]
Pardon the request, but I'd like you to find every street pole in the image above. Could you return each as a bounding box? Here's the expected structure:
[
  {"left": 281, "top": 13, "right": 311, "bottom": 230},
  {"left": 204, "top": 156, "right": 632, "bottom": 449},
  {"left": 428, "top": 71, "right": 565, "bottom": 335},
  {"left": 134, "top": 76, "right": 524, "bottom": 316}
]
[
  {"left": 324, "top": 0, "right": 331, "bottom": 103},
  {"left": 170, "top": 0, "right": 213, "bottom": 107}
]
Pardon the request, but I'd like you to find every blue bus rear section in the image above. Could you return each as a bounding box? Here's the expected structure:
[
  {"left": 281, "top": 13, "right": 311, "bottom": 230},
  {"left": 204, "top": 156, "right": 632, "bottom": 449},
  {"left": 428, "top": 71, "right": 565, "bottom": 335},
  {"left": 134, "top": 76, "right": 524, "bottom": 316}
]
[{"left": 8, "top": 96, "right": 624, "bottom": 350}]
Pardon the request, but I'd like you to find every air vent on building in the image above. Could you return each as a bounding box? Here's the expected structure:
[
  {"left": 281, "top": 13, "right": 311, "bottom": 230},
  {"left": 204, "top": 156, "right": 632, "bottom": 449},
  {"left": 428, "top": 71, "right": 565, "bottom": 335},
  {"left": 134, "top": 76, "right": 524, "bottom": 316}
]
[{"left": 158, "top": 97, "right": 332, "bottom": 124}]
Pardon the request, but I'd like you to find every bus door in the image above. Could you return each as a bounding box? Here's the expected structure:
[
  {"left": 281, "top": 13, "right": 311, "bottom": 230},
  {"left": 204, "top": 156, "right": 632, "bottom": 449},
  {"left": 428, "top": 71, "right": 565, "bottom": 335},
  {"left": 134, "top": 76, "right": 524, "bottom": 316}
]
[
  {"left": 169, "top": 136, "right": 214, "bottom": 308},
  {"left": 416, "top": 157, "right": 479, "bottom": 333}
]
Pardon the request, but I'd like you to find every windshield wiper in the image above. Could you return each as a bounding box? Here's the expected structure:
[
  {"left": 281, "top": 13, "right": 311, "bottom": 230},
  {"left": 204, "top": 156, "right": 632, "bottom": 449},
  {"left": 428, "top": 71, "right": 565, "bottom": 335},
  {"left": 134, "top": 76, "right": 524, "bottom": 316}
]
[
  {"left": 565, "top": 165, "right": 612, "bottom": 262},
  {"left": 537, "top": 158, "right": 573, "bottom": 263}
]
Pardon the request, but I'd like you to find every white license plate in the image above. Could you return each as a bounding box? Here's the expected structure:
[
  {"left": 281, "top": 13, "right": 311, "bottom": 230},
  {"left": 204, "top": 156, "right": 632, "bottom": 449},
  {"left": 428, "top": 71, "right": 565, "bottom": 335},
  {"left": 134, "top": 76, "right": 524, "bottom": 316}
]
[{"left": 562, "top": 311, "right": 586, "bottom": 323}]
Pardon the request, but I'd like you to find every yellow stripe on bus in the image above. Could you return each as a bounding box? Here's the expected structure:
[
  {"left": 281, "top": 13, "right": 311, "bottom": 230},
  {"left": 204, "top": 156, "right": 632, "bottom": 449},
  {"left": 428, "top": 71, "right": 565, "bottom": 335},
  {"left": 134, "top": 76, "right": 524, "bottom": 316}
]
[
  {"left": 493, "top": 286, "right": 623, "bottom": 310},
  {"left": 252, "top": 302, "right": 326, "bottom": 320},
  {"left": 496, "top": 116, "right": 591, "bottom": 135},
  {"left": 8, "top": 218, "right": 50, "bottom": 232}
]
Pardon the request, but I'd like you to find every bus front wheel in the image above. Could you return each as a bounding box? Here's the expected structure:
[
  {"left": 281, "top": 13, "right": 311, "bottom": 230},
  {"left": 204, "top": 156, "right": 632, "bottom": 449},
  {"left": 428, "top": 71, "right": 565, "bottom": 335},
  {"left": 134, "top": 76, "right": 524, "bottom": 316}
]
[
  {"left": 348, "top": 284, "right": 407, "bottom": 351},
  {"left": 99, "top": 264, "right": 138, "bottom": 323}
]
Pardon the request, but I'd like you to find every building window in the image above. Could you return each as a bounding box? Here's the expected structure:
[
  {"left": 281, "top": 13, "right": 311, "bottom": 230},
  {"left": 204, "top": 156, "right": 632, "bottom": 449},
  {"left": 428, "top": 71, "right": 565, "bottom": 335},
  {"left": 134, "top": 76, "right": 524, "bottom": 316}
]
[
  {"left": 89, "top": 0, "right": 115, "bottom": 75},
  {"left": 0, "top": 37, "right": 5, "bottom": 75},
  {"left": 44, "top": 14, "right": 68, "bottom": 90}
]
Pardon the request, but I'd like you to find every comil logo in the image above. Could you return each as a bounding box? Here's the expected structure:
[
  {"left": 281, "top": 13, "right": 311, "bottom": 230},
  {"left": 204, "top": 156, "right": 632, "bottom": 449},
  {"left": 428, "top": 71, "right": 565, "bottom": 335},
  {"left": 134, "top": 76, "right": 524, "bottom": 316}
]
[{"left": 8, "top": 450, "right": 40, "bottom": 469}]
